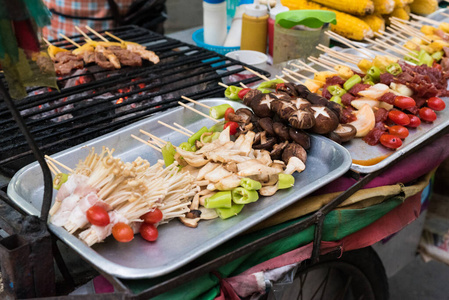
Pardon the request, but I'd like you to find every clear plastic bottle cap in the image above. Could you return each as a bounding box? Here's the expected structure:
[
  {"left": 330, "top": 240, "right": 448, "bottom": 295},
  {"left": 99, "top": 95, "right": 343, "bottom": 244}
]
[{"left": 269, "top": 0, "right": 289, "bottom": 20}]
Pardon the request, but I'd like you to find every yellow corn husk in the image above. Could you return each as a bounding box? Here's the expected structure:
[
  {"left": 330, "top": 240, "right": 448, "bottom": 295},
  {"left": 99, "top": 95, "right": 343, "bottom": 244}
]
[
  {"left": 421, "top": 25, "right": 436, "bottom": 35},
  {"left": 310, "top": 0, "right": 374, "bottom": 16},
  {"left": 438, "top": 23, "right": 449, "bottom": 33},
  {"left": 410, "top": 0, "right": 438, "bottom": 15},
  {"left": 373, "top": 0, "right": 395, "bottom": 14},
  {"left": 361, "top": 14, "right": 385, "bottom": 34},
  {"left": 282, "top": 0, "right": 374, "bottom": 40}
]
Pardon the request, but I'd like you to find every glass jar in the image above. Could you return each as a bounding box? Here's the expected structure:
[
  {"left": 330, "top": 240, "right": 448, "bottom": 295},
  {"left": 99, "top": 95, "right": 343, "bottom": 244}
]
[{"left": 272, "top": 23, "right": 330, "bottom": 65}]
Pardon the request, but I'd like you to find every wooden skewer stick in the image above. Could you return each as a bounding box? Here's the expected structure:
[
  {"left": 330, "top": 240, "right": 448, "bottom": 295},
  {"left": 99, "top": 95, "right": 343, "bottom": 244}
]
[
  {"left": 316, "top": 45, "right": 360, "bottom": 64},
  {"left": 105, "top": 31, "right": 125, "bottom": 43},
  {"left": 85, "top": 25, "right": 109, "bottom": 42},
  {"left": 325, "top": 31, "right": 376, "bottom": 58},
  {"left": 390, "top": 16, "right": 421, "bottom": 28},
  {"left": 75, "top": 26, "right": 92, "bottom": 41},
  {"left": 181, "top": 96, "right": 211, "bottom": 109},
  {"left": 281, "top": 72, "right": 302, "bottom": 84},
  {"left": 365, "top": 38, "right": 415, "bottom": 60},
  {"left": 371, "top": 46, "right": 401, "bottom": 60},
  {"left": 377, "top": 30, "right": 420, "bottom": 47},
  {"left": 410, "top": 13, "right": 441, "bottom": 26},
  {"left": 390, "top": 21, "right": 432, "bottom": 43},
  {"left": 177, "top": 102, "right": 219, "bottom": 123},
  {"left": 243, "top": 66, "right": 270, "bottom": 81},
  {"left": 45, "top": 160, "right": 60, "bottom": 175},
  {"left": 158, "top": 121, "right": 191, "bottom": 136},
  {"left": 44, "top": 155, "right": 73, "bottom": 173},
  {"left": 317, "top": 44, "right": 362, "bottom": 60},
  {"left": 441, "top": 12, "right": 449, "bottom": 18},
  {"left": 282, "top": 70, "right": 321, "bottom": 84},
  {"left": 307, "top": 56, "right": 335, "bottom": 72},
  {"left": 131, "top": 135, "right": 162, "bottom": 152},
  {"left": 320, "top": 55, "right": 355, "bottom": 70},
  {"left": 42, "top": 38, "right": 52, "bottom": 47},
  {"left": 218, "top": 82, "right": 229, "bottom": 88},
  {"left": 239, "top": 82, "right": 249, "bottom": 89},
  {"left": 148, "top": 137, "right": 165, "bottom": 148},
  {"left": 173, "top": 123, "right": 194, "bottom": 135},
  {"left": 291, "top": 59, "right": 317, "bottom": 73},
  {"left": 59, "top": 33, "right": 81, "bottom": 48},
  {"left": 275, "top": 75, "right": 288, "bottom": 83},
  {"left": 139, "top": 129, "right": 167, "bottom": 144}
]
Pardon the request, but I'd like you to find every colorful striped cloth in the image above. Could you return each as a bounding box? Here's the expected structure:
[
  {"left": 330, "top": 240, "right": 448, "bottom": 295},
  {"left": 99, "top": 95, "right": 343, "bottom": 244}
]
[{"left": 42, "top": 0, "right": 134, "bottom": 40}]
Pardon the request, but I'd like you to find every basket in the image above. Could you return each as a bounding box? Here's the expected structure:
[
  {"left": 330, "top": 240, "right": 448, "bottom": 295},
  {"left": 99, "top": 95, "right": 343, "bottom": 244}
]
[{"left": 192, "top": 28, "right": 240, "bottom": 55}]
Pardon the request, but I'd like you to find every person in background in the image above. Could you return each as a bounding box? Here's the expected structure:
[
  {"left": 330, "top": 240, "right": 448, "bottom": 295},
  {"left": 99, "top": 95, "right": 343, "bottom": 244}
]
[{"left": 42, "top": 0, "right": 167, "bottom": 40}]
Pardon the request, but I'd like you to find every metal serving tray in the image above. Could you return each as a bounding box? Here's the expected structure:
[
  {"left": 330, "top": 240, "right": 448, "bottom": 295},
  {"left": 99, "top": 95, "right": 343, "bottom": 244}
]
[
  {"left": 286, "top": 49, "right": 449, "bottom": 173},
  {"left": 8, "top": 98, "right": 352, "bottom": 279}
]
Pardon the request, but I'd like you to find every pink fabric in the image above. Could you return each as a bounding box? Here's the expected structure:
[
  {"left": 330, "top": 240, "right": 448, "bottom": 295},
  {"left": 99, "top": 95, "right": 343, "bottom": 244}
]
[
  {"left": 93, "top": 275, "right": 114, "bottom": 294},
  {"left": 221, "top": 191, "right": 423, "bottom": 298},
  {"left": 314, "top": 133, "right": 449, "bottom": 195}
]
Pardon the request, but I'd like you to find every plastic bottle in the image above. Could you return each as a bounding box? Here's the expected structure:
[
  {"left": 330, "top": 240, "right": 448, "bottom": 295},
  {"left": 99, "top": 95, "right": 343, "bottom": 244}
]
[
  {"left": 268, "top": 0, "right": 288, "bottom": 57},
  {"left": 203, "top": 0, "right": 227, "bottom": 46},
  {"left": 223, "top": 5, "right": 246, "bottom": 47},
  {"left": 240, "top": 0, "right": 268, "bottom": 53}
]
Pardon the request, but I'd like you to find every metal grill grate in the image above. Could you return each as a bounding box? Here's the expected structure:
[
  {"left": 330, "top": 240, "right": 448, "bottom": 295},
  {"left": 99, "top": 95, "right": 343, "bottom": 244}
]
[{"left": 0, "top": 25, "right": 270, "bottom": 176}]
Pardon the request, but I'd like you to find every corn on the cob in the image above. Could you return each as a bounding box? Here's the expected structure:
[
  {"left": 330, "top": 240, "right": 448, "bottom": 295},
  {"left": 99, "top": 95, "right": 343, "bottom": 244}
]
[
  {"left": 310, "top": 0, "right": 374, "bottom": 16},
  {"left": 361, "top": 14, "right": 385, "bottom": 33},
  {"left": 393, "top": 0, "right": 413, "bottom": 7},
  {"left": 409, "top": 0, "right": 438, "bottom": 15},
  {"left": 282, "top": 0, "right": 374, "bottom": 40},
  {"left": 403, "top": 4, "right": 410, "bottom": 14},
  {"left": 385, "top": 6, "right": 409, "bottom": 25},
  {"left": 373, "top": 0, "right": 395, "bottom": 14}
]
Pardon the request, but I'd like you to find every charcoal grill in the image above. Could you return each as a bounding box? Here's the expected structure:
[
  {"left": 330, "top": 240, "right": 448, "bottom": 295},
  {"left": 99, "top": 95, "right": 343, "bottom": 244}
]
[{"left": 0, "top": 25, "right": 270, "bottom": 178}]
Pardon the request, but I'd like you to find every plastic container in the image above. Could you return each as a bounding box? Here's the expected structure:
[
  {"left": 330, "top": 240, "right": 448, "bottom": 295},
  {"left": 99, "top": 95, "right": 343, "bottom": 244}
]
[
  {"left": 240, "top": 0, "right": 268, "bottom": 53},
  {"left": 268, "top": 0, "right": 289, "bottom": 57},
  {"left": 192, "top": 28, "right": 240, "bottom": 55},
  {"left": 225, "top": 50, "right": 268, "bottom": 82},
  {"left": 223, "top": 5, "right": 246, "bottom": 47},
  {"left": 272, "top": 10, "right": 336, "bottom": 65},
  {"left": 203, "top": 0, "right": 227, "bottom": 46}
]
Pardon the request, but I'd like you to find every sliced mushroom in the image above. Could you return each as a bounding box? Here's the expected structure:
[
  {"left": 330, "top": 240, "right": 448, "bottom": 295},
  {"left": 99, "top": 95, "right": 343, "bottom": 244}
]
[
  {"left": 179, "top": 217, "right": 200, "bottom": 228},
  {"left": 289, "top": 128, "right": 310, "bottom": 150},
  {"left": 310, "top": 105, "right": 339, "bottom": 134},
  {"left": 199, "top": 207, "right": 219, "bottom": 220},
  {"left": 252, "top": 135, "right": 276, "bottom": 150},
  {"left": 259, "top": 183, "right": 279, "bottom": 196},
  {"left": 273, "top": 122, "right": 290, "bottom": 141},
  {"left": 270, "top": 141, "right": 289, "bottom": 160},
  {"left": 282, "top": 142, "right": 307, "bottom": 164},
  {"left": 186, "top": 210, "right": 202, "bottom": 219},
  {"left": 277, "top": 83, "right": 298, "bottom": 97},
  {"left": 284, "top": 156, "right": 306, "bottom": 175},
  {"left": 333, "top": 124, "right": 357, "bottom": 142},
  {"left": 258, "top": 118, "right": 275, "bottom": 136},
  {"left": 288, "top": 109, "right": 316, "bottom": 130},
  {"left": 294, "top": 84, "right": 311, "bottom": 98},
  {"left": 251, "top": 93, "right": 276, "bottom": 118},
  {"left": 326, "top": 101, "right": 343, "bottom": 120},
  {"left": 243, "top": 89, "right": 261, "bottom": 106},
  {"left": 231, "top": 108, "right": 253, "bottom": 124}
]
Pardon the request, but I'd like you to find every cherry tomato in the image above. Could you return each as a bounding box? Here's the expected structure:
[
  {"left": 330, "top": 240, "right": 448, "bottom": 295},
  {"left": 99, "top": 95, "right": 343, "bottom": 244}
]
[
  {"left": 427, "top": 97, "right": 446, "bottom": 111},
  {"left": 224, "top": 107, "right": 235, "bottom": 122},
  {"left": 394, "top": 96, "right": 416, "bottom": 109},
  {"left": 419, "top": 107, "right": 437, "bottom": 122},
  {"left": 238, "top": 88, "right": 251, "bottom": 100},
  {"left": 388, "top": 125, "right": 409, "bottom": 139},
  {"left": 112, "top": 222, "right": 134, "bottom": 243},
  {"left": 141, "top": 208, "right": 163, "bottom": 224},
  {"left": 275, "top": 83, "right": 286, "bottom": 92},
  {"left": 380, "top": 134, "right": 403, "bottom": 149},
  {"left": 86, "top": 206, "right": 110, "bottom": 226},
  {"left": 224, "top": 121, "right": 239, "bottom": 135},
  {"left": 140, "top": 223, "right": 158, "bottom": 242},
  {"left": 388, "top": 110, "right": 410, "bottom": 126},
  {"left": 407, "top": 114, "right": 421, "bottom": 128}
]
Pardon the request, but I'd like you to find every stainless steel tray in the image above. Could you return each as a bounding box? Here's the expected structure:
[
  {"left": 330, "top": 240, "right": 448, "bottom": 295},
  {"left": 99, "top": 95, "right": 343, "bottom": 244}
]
[
  {"left": 8, "top": 98, "right": 352, "bottom": 279},
  {"left": 285, "top": 49, "right": 449, "bottom": 173}
]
